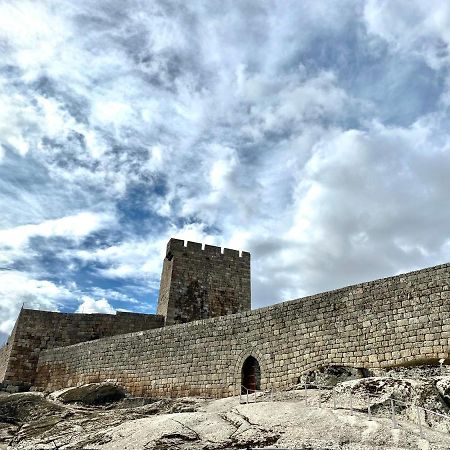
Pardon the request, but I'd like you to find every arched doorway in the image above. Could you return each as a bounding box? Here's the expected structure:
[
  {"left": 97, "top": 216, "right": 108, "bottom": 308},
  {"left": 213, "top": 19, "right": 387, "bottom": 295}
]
[{"left": 241, "top": 355, "right": 261, "bottom": 393}]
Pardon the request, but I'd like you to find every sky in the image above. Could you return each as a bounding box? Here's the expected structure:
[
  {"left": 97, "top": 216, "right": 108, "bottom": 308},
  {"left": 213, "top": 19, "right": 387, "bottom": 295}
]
[{"left": 1, "top": 0, "right": 450, "bottom": 345}]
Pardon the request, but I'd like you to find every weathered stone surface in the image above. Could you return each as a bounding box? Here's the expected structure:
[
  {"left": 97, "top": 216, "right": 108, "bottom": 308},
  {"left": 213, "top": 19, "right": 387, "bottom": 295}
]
[
  {"left": 338, "top": 376, "right": 450, "bottom": 434},
  {"left": 436, "top": 376, "right": 450, "bottom": 406},
  {"left": 34, "top": 262, "right": 450, "bottom": 398},
  {"left": 302, "top": 365, "right": 371, "bottom": 387},
  {"left": 0, "top": 393, "right": 64, "bottom": 425},
  {"left": 0, "top": 309, "right": 164, "bottom": 387},
  {"left": 336, "top": 377, "right": 428, "bottom": 403},
  {"left": 335, "top": 376, "right": 447, "bottom": 420},
  {"left": 157, "top": 239, "right": 251, "bottom": 325},
  {"left": 374, "top": 365, "right": 445, "bottom": 379},
  {"left": 52, "top": 383, "right": 126, "bottom": 405},
  {"left": 4, "top": 389, "right": 450, "bottom": 450}
]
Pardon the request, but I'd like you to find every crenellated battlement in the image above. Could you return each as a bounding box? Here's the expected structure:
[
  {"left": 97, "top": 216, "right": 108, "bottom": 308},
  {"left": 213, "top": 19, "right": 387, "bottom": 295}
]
[
  {"left": 158, "top": 238, "right": 251, "bottom": 325},
  {"left": 166, "top": 238, "right": 250, "bottom": 261}
]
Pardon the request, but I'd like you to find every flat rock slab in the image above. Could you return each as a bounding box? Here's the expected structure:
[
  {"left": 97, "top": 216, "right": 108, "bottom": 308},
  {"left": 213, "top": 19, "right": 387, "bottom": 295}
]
[{"left": 4, "top": 390, "right": 450, "bottom": 450}]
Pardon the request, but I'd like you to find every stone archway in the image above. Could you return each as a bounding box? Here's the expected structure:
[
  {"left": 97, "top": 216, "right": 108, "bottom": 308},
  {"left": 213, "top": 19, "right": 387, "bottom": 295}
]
[
  {"left": 241, "top": 355, "right": 261, "bottom": 393},
  {"left": 233, "top": 347, "right": 268, "bottom": 395}
]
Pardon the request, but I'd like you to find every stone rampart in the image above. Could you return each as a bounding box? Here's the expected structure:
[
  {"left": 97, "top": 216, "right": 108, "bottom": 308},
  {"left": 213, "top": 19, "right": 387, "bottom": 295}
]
[
  {"left": 35, "top": 263, "right": 450, "bottom": 397},
  {"left": 1, "top": 309, "right": 164, "bottom": 386},
  {"left": 157, "top": 238, "right": 251, "bottom": 325}
]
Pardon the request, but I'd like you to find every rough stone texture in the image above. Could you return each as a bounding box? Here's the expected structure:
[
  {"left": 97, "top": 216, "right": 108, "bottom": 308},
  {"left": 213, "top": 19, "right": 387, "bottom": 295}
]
[
  {"left": 436, "top": 377, "right": 450, "bottom": 406},
  {"left": 302, "top": 365, "right": 370, "bottom": 387},
  {"left": 373, "top": 364, "right": 450, "bottom": 379},
  {"left": 5, "top": 390, "right": 450, "bottom": 450},
  {"left": 335, "top": 377, "right": 444, "bottom": 412},
  {"left": 0, "top": 309, "right": 164, "bottom": 387},
  {"left": 157, "top": 238, "right": 251, "bottom": 325},
  {"left": 0, "top": 392, "right": 64, "bottom": 425},
  {"left": 53, "top": 382, "right": 126, "bottom": 405},
  {"left": 0, "top": 321, "right": 18, "bottom": 385},
  {"left": 35, "top": 262, "right": 450, "bottom": 397}
]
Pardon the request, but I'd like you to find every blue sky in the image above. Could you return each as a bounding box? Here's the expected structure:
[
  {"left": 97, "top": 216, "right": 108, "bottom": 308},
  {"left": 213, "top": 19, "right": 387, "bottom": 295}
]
[{"left": 1, "top": 0, "right": 450, "bottom": 344}]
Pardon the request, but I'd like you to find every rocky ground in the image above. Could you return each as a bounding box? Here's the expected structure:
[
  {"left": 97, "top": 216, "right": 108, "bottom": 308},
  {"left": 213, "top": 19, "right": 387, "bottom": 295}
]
[{"left": 1, "top": 366, "right": 450, "bottom": 449}]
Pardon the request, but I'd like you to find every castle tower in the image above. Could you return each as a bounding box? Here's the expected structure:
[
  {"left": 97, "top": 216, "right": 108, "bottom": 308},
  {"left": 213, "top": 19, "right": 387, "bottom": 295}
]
[{"left": 157, "top": 238, "right": 251, "bottom": 325}]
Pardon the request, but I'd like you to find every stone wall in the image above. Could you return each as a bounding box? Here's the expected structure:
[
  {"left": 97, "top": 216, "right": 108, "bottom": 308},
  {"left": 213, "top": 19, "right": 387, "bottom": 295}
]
[
  {"left": 0, "top": 321, "right": 17, "bottom": 384},
  {"left": 1, "top": 309, "right": 164, "bottom": 386},
  {"left": 157, "top": 238, "right": 251, "bottom": 325},
  {"left": 35, "top": 263, "right": 450, "bottom": 397},
  {"left": 0, "top": 345, "right": 8, "bottom": 382}
]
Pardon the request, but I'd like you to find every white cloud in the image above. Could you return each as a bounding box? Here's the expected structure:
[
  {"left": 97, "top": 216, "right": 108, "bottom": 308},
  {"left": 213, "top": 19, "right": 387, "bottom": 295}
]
[
  {"left": 89, "top": 287, "right": 140, "bottom": 305},
  {"left": 0, "top": 87, "right": 34, "bottom": 157},
  {"left": 0, "top": 270, "right": 73, "bottom": 336},
  {"left": 0, "top": 1, "right": 72, "bottom": 76},
  {"left": 75, "top": 222, "right": 215, "bottom": 285},
  {"left": 246, "top": 117, "right": 450, "bottom": 303},
  {"left": 364, "top": 0, "right": 450, "bottom": 69},
  {"left": 209, "top": 146, "right": 237, "bottom": 191},
  {"left": 76, "top": 296, "right": 115, "bottom": 314},
  {"left": 91, "top": 100, "right": 134, "bottom": 129},
  {"left": 239, "top": 70, "right": 355, "bottom": 135},
  {"left": 0, "top": 211, "right": 114, "bottom": 249},
  {"left": 76, "top": 239, "right": 162, "bottom": 280}
]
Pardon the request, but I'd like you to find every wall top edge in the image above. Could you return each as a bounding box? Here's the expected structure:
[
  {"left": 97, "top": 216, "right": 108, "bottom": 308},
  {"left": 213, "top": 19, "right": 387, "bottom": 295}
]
[
  {"left": 167, "top": 238, "right": 250, "bottom": 258},
  {"left": 37, "top": 260, "right": 450, "bottom": 357},
  {"left": 20, "top": 308, "right": 164, "bottom": 320}
]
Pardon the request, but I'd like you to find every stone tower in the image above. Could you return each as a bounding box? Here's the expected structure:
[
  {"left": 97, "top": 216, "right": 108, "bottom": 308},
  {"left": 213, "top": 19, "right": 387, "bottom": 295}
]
[{"left": 157, "top": 238, "right": 251, "bottom": 325}]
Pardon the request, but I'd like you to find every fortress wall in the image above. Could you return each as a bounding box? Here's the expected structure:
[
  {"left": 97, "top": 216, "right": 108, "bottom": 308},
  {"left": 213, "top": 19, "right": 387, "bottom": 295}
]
[
  {"left": 157, "top": 239, "right": 251, "bottom": 325},
  {"left": 0, "top": 322, "right": 18, "bottom": 384},
  {"left": 0, "top": 345, "right": 8, "bottom": 381},
  {"left": 1, "top": 309, "right": 164, "bottom": 386},
  {"left": 35, "top": 263, "right": 450, "bottom": 397}
]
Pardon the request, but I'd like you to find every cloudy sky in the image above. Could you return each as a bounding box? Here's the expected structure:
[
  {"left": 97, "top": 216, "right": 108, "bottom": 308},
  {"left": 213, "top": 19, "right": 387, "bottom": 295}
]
[{"left": 1, "top": 0, "right": 450, "bottom": 344}]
